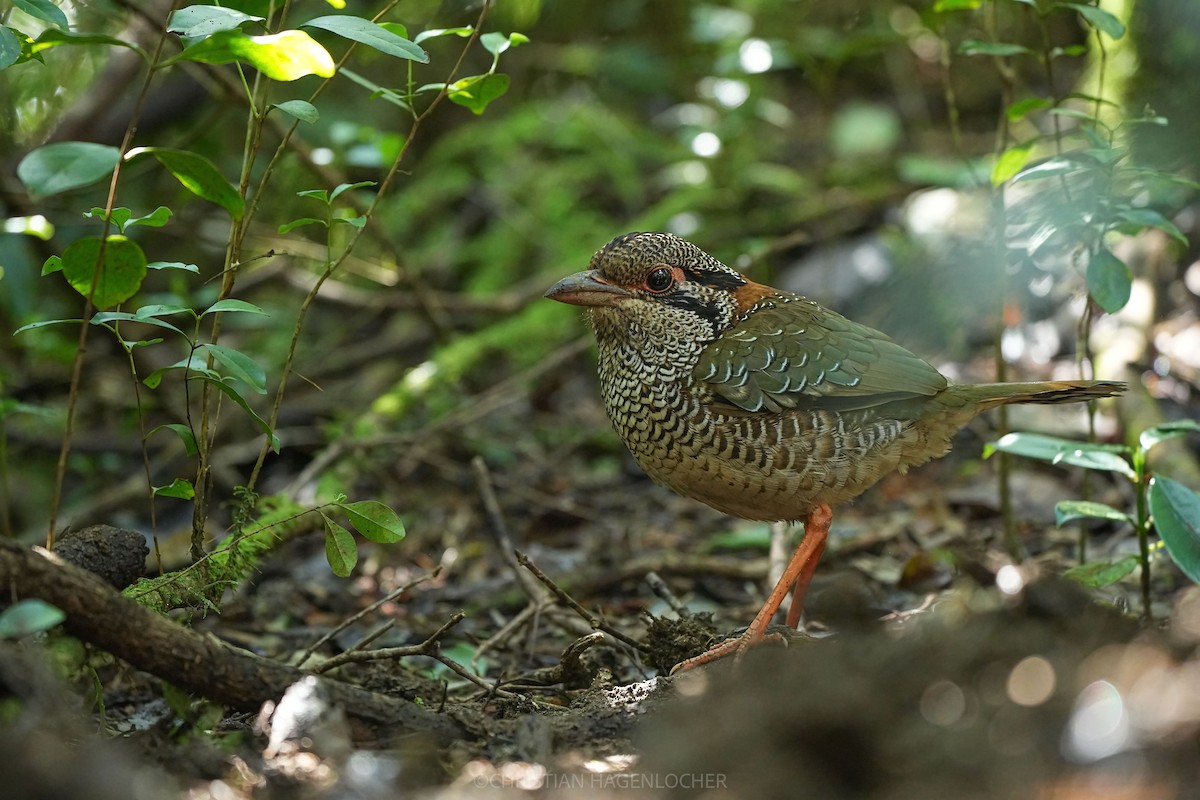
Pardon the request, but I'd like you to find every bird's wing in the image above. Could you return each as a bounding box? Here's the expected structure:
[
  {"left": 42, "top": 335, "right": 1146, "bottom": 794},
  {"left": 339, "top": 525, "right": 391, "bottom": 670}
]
[{"left": 694, "top": 298, "right": 948, "bottom": 413}]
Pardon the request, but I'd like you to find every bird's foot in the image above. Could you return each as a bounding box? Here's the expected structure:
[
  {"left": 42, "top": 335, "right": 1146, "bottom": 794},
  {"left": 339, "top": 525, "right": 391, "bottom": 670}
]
[{"left": 669, "top": 629, "right": 787, "bottom": 674}]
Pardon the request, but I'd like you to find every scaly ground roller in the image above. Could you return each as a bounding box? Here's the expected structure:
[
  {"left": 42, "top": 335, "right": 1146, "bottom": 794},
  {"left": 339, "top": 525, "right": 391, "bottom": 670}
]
[{"left": 546, "top": 232, "right": 1124, "bottom": 672}]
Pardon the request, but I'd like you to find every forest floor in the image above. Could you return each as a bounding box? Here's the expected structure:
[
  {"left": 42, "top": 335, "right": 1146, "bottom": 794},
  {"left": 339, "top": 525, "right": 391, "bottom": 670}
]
[{"left": 7, "top": 348, "right": 1200, "bottom": 800}]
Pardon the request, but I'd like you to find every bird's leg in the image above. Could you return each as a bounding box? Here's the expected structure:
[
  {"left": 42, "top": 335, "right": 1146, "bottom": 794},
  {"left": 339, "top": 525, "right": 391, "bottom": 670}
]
[{"left": 671, "top": 503, "right": 832, "bottom": 674}]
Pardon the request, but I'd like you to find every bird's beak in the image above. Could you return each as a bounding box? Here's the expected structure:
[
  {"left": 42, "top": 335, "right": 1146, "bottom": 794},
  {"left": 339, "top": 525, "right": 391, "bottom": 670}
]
[{"left": 544, "top": 270, "right": 632, "bottom": 308}]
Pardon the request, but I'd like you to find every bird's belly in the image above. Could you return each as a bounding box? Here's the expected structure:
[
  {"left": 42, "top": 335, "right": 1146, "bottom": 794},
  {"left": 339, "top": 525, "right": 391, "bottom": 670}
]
[{"left": 619, "top": 405, "right": 918, "bottom": 522}]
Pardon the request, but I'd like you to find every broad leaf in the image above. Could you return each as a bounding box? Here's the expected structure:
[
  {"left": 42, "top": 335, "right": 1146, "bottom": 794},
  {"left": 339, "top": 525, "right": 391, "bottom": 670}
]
[
  {"left": 168, "top": 5, "right": 264, "bottom": 38},
  {"left": 1055, "top": 500, "right": 1131, "bottom": 527},
  {"left": 991, "top": 141, "right": 1034, "bottom": 186},
  {"left": 154, "top": 478, "right": 195, "bottom": 499},
  {"left": 272, "top": 99, "right": 319, "bottom": 123},
  {"left": 302, "top": 15, "right": 427, "bottom": 62},
  {"left": 1087, "top": 247, "right": 1132, "bottom": 313},
  {"left": 193, "top": 375, "right": 279, "bottom": 451},
  {"left": 60, "top": 235, "right": 148, "bottom": 309},
  {"left": 0, "top": 27, "right": 20, "bottom": 71},
  {"left": 198, "top": 343, "right": 266, "bottom": 393},
  {"left": 1061, "top": 3, "right": 1126, "bottom": 39},
  {"left": 447, "top": 73, "right": 510, "bottom": 115},
  {"left": 31, "top": 29, "right": 149, "bottom": 60},
  {"left": 323, "top": 516, "right": 357, "bottom": 576},
  {"left": 479, "top": 31, "right": 528, "bottom": 56},
  {"left": 175, "top": 29, "right": 335, "bottom": 81},
  {"left": 985, "top": 432, "right": 1135, "bottom": 478},
  {"left": 1140, "top": 420, "right": 1200, "bottom": 452},
  {"left": 149, "top": 423, "right": 199, "bottom": 456},
  {"left": 1064, "top": 556, "right": 1139, "bottom": 589},
  {"left": 340, "top": 500, "right": 406, "bottom": 543},
  {"left": 92, "top": 310, "right": 187, "bottom": 337},
  {"left": 0, "top": 599, "right": 65, "bottom": 639},
  {"left": 1150, "top": 476, "right": 1200, "bottom": 583},
  {"left": 17, "top": 142, "right": 120, "bottom": 198},
  {"left": 1115, "top": 207, "right": 1187, "bottom": 246},
  {"left": 204, "top": 298, "right": 268, "bottom": 317},
  {"left": 126, "top": 147, "right": 244, "bottom": 219},
  {"left": 1006, "top": 97, "right": 1051, "bottom": 121},
  {"left": 14, "top": 0, "right": 70, "bottom": 29}
]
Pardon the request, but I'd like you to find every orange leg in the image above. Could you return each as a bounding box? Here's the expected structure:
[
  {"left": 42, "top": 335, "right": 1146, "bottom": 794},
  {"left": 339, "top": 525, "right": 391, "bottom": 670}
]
[{"left": 671, "top": 502, "right": 832, "bottom": 674}]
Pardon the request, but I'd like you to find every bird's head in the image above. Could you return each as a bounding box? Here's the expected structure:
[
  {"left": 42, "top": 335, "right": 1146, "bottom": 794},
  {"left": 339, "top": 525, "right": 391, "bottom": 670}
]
[{"left": 545, "top": 232, "right": 762, "bottom": 353}]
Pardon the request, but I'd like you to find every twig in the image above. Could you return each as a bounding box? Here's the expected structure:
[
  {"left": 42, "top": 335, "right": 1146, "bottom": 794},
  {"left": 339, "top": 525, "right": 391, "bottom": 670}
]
[
  {"left": 472, "top": 600, "right": 546, "bottom": 667},
  {"left": 516, "top": 550, "right": 648, "bottom": 654},
  {"left": 472, "top": 457, "right": 548, "bottom": 602},
  {"left": 644, "top": 571, "right": 690, "bottom": 618},
  {"left": 311, "top": 611, "right": 465, "bottom": 674},
  {"left": 296, "top": 567, "right": 441, "bottom": 667}
]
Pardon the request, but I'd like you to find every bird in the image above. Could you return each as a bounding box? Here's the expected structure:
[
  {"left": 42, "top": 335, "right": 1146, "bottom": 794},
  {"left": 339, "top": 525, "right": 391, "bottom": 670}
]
[{"left": 545, "top": 232, "right": 1125, "bottom": 673}]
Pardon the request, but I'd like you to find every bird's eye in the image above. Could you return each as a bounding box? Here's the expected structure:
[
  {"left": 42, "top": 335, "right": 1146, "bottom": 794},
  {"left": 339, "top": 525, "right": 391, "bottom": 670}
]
[{"left": 645, "top": 267, "right": 674, "bottom": 292}]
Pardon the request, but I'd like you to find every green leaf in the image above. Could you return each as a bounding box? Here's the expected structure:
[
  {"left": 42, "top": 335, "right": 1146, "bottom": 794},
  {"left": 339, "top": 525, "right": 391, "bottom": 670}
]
[
  {"left": 204, "top": 298, "right": 268, "bottom": 317},
  {"left": 125, "top": 147, "right": 244, "bottom": 219},
  {"left": 447, "top": 73, "right": 510, "bottom": 115},
  {"left": 60, "top": 235, "right": 148, "bottom": 309},
  {"left": 329, "top": 180, "right": 376, "bottom": 201},
  {"left": 149, "top": 423, "right": 199, "bottom": 456},
  {"left": 1006, "top": 97, "right": 1052, "bottom": 121},
  {"left": 85, "top": 206, "right": 132, "bottom": 231},
  {"left": 127, "top": 206, "right": 173, "bottom": 229},
  {"left": 278, "top": 217, "right": 326, "bottom": 233},
  {"left": 154, "top": 478, "right": 195, "bottom": 499},
  {"left": 414, "top": 26, "right": 473, "bottom": 44},
  {"left": 0, "top": 27, "right": 19, "bottom": 71},
  {"left": 1051, "top": 44, "right": 1088, "bottom": 59},
  {"left": 960, "top": 39, "right": 1031, "bottom": 57},
  {"left": 271, "top": 99, "right": 319, "bottom": 123},
  {"left": 92, "top": 310, "right": 187, "bottom": 337},
  {"left": 13, "top": 318, "right": 81, "bottom": 334},
  {"left": 985, "top": 432, "right": 1136, "bottom": 478},
  {"left": 167, "top": 5, "right": 265, "bottom": 38},
  {"left": 198, "top": 343, "right": 266, "bottom": 393},
  {"left": 42, "top": 255, "right": 63, "bottom": 275},
  {"left": 4, "top": 214, "right": 55, "bottom": 239},
  {"left": 147, "top": 261, "right": 199, "bottom": 273},
  {"left": 174, "top": 29, "right": 335, "bottom": 81},
  {"left": 339, "top": 500, "right": 406, "bottom": 543},
  {"left": 1149, "top": 476, "right": 1200, "bottom": 583},
  {"left": 1064, "top": 556, "right": 1139, "bottom": 588},
  {"left": 144, "top": 354, "right": 214, "bottom": 389},
  {"left": 323, "top": 516, "right": 358, "bottom": 576},
  {"left": 333, "top": 214, "right": 366, "bottom": 228},
  {"left": 1061, "top": 3, "right": 1126, "bottom": 39},
  {"left": 991, "top": 141, "right": 1034, "bottom": 186},
  {"left": 13, "top": 0, "right": 69, "bottom": 29},
  {"left": 1012, "top": 156, "right": 1085, "bottom": 183},
  {"left": 17, "top": 141, "right": 120, "bottom": 198},
  {"left": 302, "top": 15, "right": 427, "bottom": 62},
  {"left": 1087, "top": 247, "right": 1132, "bottom": 314},
  {"left": 193, "top": 375, "right": 279, "bottom": 451},
  {"left": 1055, "top": 500, "right": 1131, "bottom": 527},
  {"left": 136, "top": 303, "right": 194, "bottom": 319},
  {"left": 479, "top": 31, "right": 528, "bottom": 56},
  {"left": 1115, "top": 207, "right": 1187, "bottom": 246},
  {"left": 0, "top": 599, "right": 65, "bottom": 639},
  {"left": 1140, "top": 420, "right": 1200, "bottom": 452},
  {"left": 30, "top": 29, "right": 149, "bottom": 60}
]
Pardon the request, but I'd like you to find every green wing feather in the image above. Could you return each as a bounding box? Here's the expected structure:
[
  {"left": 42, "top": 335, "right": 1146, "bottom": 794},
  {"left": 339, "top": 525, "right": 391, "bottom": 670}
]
[{"left": 694, "top": 296, "right": 948, "bottom": 413}]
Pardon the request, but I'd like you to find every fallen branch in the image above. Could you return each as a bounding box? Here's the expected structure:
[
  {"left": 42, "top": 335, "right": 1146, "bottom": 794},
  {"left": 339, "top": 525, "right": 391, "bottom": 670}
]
[{"left": 0, "top": 541, "right": 468, "bottom": 742}]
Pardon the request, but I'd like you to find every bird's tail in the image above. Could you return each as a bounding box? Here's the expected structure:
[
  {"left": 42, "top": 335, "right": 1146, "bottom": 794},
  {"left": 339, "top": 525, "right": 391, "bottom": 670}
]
[{"left": 949, "top": 380, "right": 1126, "bottom": 412}]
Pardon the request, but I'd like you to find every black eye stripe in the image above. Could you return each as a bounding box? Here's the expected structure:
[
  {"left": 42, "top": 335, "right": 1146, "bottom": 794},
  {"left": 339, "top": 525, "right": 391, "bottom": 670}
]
[{"left": 682, "top": 268, "right": 745, "bottom": 291}]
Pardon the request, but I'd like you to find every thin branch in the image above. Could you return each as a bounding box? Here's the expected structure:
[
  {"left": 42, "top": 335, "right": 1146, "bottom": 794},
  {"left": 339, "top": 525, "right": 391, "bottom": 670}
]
[{"left": 516, "top": 550, "right": 648, "bottom": 654}]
